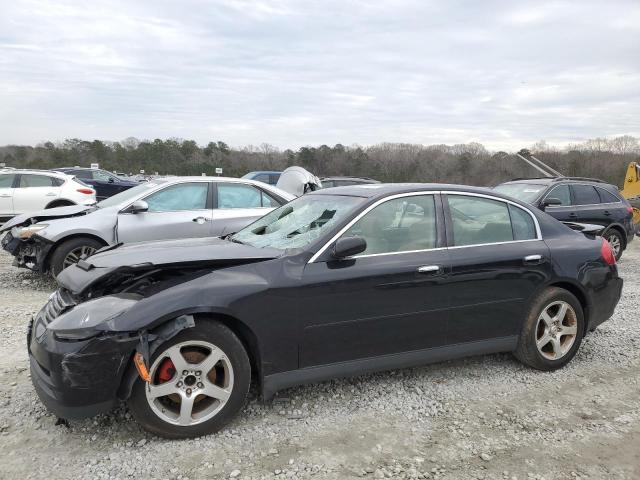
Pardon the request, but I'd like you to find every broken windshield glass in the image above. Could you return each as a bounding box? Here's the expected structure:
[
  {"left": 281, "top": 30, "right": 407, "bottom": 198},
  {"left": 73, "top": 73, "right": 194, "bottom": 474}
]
[{"left": 231, "top": 194, "right": 364, "bottom": 249}]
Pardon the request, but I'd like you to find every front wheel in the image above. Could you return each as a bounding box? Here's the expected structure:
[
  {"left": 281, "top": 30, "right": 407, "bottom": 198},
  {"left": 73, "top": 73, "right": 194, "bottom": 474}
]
[
  {"left": 128, "top": 320, "right": 251, "bottom": 439},
  {"left": 49, "top": 237, "right": 105, "bottom": 277},
  {"left": 514, "top": 287, "right": 585, "bottom": 371}
]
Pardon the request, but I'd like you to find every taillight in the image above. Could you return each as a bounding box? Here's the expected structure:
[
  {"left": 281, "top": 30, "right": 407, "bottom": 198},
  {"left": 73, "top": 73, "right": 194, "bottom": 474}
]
[
  {"left": 601, "top": 238, "right": 616, "bottom": 265},
  {"left": 76, "top": 188, "right": 95, "bottom": 195},
  {"left": 627, "top": 206, "right": 634, "bottom": 215}
]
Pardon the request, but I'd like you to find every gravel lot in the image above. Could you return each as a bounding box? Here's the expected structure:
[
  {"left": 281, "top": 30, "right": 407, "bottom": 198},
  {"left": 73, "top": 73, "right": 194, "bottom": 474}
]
[{"left": 0, "top": 244, "right": 638, "bottom": 480}]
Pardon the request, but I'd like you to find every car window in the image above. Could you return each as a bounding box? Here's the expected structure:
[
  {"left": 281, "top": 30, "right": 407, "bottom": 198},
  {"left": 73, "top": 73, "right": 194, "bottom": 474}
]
[
  {"left": 341, "top": 195, "right": 437, "bottom": 255},
  {"left": 322, "top": 181, "right": 335, "bottom": 188},
  {"left": 18, "top": 174, "right": 56, "bottom": 188},
  {"left": 269, "top": 174, "right": 280, "bottom": 185},
  {"left": 509, "top": 204, "right": 537, "bottom": 240},
  {"left": 232, "top": 194, "right": 364, "bottom": 249},
  {"left": 253, "top": 174, "right": 270, "bottom": 184},
  {"left": 144, "top": 182, "right": 209, "bottom": 212},
  {"left": 0, "top": 174, "right": 15, "bottom": 188},
  {"left": 493, "top": 183, "right": 547, "bottom": 203},
  {"left": 73, "top": 170, "right": 92, "bottom": 179},
  {"left": 572, "top": 184, "right": 600, "bottom": 205},
  {"left": 98, "top": 181, "right": 160, "bottom": 208},
  {"left": 261, "top": 191, "right": 282, "bottom": 208},
  {"left": 545, "top": 185, "right": 571, "bottom": 206},
  {"left": 596, "top": 187, "right": 621, "bottom": 204},
  {"left": 449, "top": 195, "right": 513, "bottom": 246},
  {"left": 92, "top": 170, "right": 115, "bottom": 182},
  {"left": 218, "top": 183, "right": 266, "bottom": 209}
]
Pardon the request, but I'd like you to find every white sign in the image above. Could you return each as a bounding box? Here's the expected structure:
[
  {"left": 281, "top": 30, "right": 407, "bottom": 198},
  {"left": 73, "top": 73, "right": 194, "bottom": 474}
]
[
  {"left": 215, "top": 167, "right": 223, "bottom": 175},
  {"left": 140, "top": 169, "right": 145, "bottom": 174},
  {"left": 0, "top": 163, "right": 5, "bottom": 168},
  {"left": 90, "top": 163, "right": 99, "bottom": 169}
]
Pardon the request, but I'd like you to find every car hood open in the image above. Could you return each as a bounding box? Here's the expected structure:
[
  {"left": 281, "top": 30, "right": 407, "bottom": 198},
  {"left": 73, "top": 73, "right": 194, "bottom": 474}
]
[
  {"left": 0, "top": 204, "right": 97, "bottom": 233},
  {"left": 56, "top": 236, "right": 282, "bottom": 295}
]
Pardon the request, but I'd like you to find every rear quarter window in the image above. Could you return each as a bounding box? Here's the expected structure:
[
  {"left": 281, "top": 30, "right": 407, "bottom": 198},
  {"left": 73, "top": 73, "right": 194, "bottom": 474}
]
[{"left": 596, "top": 187, "right": 621, "bottom": 204}]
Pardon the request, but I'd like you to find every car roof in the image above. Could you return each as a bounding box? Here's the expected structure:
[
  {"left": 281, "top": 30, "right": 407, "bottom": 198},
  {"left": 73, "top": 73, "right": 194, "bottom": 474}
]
[
  {"left": 1, "top": 169, "right": 67, "bottom": 178},
  {"left": 309, "top": 183, "right": 505, "bottom": 199},
  {"left": 321, "top": 176, "right": 379, "bottom": 182}
]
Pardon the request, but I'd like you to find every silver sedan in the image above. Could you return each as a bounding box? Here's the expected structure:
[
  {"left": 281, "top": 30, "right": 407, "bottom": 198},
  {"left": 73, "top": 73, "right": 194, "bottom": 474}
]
[{"left": 0, "top": 176, "right": 295, "bottom": 276}]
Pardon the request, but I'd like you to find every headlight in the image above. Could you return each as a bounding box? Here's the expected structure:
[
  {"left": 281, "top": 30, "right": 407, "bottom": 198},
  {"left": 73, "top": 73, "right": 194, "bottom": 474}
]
[
  {"left": 47, "top": 296, "right": 138, "bottom": 340},
  {"left": 17, "top": 224, "right": 49, "bottom": 239}
]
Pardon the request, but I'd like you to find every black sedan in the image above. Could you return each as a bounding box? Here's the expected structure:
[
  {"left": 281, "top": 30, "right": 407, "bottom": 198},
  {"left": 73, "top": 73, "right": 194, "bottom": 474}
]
[{"left": 28, "top": 184, "right": 623, "bottom": 438}]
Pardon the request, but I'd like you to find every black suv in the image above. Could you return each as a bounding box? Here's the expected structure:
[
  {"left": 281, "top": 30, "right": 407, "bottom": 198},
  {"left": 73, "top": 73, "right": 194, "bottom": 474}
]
[
  {"left": 52, "top": 168, "right": 138, "bottom": 201},
  {"left": 495, "top": 177, "right": 634, "bottom": 259}
]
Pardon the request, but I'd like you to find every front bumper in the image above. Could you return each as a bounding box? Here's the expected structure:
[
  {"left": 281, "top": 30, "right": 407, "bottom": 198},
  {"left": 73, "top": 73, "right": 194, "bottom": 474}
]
[
  {"left": 1, "top": 230, "right": 53, "bottom": 272},
  {"left": 28, "top": 309, "right": 138, "bottom": 419}
]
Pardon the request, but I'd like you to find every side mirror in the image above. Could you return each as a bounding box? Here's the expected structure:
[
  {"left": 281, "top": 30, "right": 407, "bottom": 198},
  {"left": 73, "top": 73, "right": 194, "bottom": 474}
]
[
  {"left": 129, "top": 200, "right": 149, "bottom": 214},
  {"left": 108, "top": 177, "right": 115, "bottom": 183},
  {"left": 332, "top": 236, "right": 367, "bottom": 259},
  {"left": 541, "top": 197, "right": 562, "bottom": 211}
]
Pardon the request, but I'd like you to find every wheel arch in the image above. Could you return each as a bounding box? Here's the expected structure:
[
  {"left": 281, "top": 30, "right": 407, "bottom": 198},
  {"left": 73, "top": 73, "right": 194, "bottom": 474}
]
[
  {"left": 44, "top": 233, "right": 109, "bottom": 270},
  {"left": 546, "top": 280, "right": 591, "bottom": 333},
  {"left": 44, "top": 198, "right": 77, "bottom": 209},
  {"left": 116, "top": 310, "right": 264, "bottom": 401},
  {"left": 601, "top": 223, "right": 627, "bottom": 250}
]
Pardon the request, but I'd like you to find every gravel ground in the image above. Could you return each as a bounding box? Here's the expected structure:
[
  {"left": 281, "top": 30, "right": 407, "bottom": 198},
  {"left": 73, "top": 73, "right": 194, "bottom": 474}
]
[{"left": 0, "top": 244, "right": 638, "bottom": 480}]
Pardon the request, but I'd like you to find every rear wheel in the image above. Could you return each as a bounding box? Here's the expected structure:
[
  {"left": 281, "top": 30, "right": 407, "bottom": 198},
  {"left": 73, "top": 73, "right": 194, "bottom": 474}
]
[
  {"left": 128, "top": 320, "right": 250, "bottom": 439},
  {"left": 603, "top": 229, "right": 624, "bottom": 261},
  {"left": 49, "top": 237, "right": 105, "bottom": 277},
  {"left": 514, "top": 287, "right": 585, "bottom": 371}
]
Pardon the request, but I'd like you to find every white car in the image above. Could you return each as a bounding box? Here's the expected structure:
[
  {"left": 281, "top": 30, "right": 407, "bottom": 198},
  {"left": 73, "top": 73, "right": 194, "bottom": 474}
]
[{"left": 0, "top": 170, "right": 97, "bottom": 220}]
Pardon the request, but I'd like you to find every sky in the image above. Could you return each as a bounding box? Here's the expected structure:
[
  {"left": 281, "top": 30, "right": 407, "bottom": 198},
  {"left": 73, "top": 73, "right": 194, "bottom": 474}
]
[{"left": 1, "top": 0, "right": 639, "bottom": 151}]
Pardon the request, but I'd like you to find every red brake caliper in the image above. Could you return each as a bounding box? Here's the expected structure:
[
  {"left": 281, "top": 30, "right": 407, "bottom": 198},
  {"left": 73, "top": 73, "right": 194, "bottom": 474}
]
[{"left": 157, "top": 358, "right": 176, "bottom": 383}]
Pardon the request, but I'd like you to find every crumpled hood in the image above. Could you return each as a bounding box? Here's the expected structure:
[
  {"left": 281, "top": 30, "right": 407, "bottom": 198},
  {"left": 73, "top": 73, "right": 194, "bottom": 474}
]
[
  {"left": 56, "top": 236, "right": 282, "bottom": 295},
  {"left": 0, "top": 204, "right": 96, "bottom": 233}
]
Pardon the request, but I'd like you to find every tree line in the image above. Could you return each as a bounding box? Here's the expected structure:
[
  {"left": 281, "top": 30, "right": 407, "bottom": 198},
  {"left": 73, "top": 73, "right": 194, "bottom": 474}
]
[{"left": 1, "top": 135, "right": 638, "bottom": 188}]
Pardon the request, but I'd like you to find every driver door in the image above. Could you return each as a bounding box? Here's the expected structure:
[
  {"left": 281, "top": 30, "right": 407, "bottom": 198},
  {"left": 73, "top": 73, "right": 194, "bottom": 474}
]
[
  {"left": 116, "top": 181, "right": 213, "bottom": 243},
  {"left": 298, "top": 193, "right": 450, "bottom": 368}
]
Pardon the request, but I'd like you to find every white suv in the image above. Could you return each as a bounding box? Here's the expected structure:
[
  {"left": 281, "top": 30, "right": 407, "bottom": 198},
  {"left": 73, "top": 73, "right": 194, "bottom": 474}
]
[{"left": 0, "top": 170, "right": 97, "bottom": 219}]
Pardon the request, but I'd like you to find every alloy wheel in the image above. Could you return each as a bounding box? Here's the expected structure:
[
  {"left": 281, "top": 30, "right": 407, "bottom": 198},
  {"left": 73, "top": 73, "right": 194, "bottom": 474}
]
[
  {"left": 62, "top": 245, "right": 97, "bottom": 268},
  {"left": 145, "top": 340, "right": 234, "bottom": 426},
  {"left": 605, "top": 233, "right": 622, "bottom": 258},
  {"left": 535, "top": 301, "right": 578, "bottom": 360}
]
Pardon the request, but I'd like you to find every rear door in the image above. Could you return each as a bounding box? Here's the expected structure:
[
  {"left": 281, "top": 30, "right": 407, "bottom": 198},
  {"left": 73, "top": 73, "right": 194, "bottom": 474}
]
[
  {"left": 212, "top": 182, "right": 283, "bottom": 236},
  {"left": 443, "top": 192, "right": 552, "bottom": 344},
  {"left": 570, "top": 184, "right": 615, "bottom": 228},
  {"left": 12, "top": 174, "right": 62, "bottom": 213},
  {"left": 116, "top": 181, "right": 213, "bottom": 243},
  {"left": 0, "top": 173, "right": 16, "bottom": 216}
]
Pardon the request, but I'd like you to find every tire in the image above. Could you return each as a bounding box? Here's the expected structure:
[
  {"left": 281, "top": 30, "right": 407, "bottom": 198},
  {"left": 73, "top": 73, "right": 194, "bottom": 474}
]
[
  {"left": 128, "top": 320, "right": 251, "bottom": 439},
  {"left": 45, "top": 200, "right": 75, "bottom": 209},
  {"left": 603, "top": 229, "right": 624, "bottom": 261},
  {"left": 514, "top": 287, "right": 585, "bottom": 371},
  {"left": 49, "top": 237, "right": 105, "bottom": 277}
]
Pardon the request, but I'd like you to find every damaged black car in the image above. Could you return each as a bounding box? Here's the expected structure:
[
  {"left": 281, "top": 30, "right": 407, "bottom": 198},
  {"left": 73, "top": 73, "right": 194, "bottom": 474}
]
[{"left": 29, "top": 184, "right": 623, "bottom": 438}]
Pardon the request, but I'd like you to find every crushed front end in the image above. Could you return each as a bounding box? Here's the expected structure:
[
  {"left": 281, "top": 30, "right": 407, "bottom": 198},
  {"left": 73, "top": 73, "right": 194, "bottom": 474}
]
[
  {"left": 2, "top": 229, "right": 53, "bottom": 272},
  {"left": 28, "top": 289, "right": 140, "bottom": 419}
]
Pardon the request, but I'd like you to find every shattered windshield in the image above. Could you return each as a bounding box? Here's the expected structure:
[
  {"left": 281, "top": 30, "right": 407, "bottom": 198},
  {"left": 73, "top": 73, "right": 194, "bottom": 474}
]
[{"left": 231, "top": 194, "right": 364, "bottom": 249}]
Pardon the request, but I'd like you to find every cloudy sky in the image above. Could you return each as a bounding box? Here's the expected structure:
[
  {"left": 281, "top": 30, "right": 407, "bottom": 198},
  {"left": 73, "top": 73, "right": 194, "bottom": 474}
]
[{"left": 1, "top": 0, "right": 639, "bottom": 151}]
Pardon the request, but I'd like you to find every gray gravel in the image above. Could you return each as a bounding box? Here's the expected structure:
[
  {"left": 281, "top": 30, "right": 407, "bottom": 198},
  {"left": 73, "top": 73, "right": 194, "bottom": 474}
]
[{"left": 0, "top": 245, "right": 639, "bottom": 480}]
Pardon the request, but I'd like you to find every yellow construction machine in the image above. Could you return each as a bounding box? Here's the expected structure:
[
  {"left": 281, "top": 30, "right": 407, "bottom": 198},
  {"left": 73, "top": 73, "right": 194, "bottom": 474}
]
[{"left": 621, "top": 162, "right": 640, "bottom": 228}]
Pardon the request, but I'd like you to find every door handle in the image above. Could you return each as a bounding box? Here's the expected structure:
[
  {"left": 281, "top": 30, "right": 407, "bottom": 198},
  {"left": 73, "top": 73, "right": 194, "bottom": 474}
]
[
  {"left": 568, "top": 213, "right": 578, "bottom": 219},
  {"left": 45, "top": 192, "right": 57, "bottom": 196},
  {"left": 523, "top": 254, "right": 544, "bottom": 265},
  {"left": 417, "top": 265, "right": 440, "bottom": 274},
  {"left": 603, "top": 210, "right": 612, "bottom": 216},
  {"left": 0, "top": 194, "right": 11, "bottom": 198},
  {"left": 192, "top": 216, "right": 210, "bottom": 224}
]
